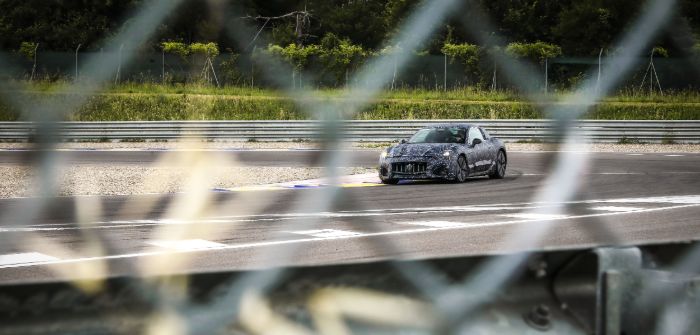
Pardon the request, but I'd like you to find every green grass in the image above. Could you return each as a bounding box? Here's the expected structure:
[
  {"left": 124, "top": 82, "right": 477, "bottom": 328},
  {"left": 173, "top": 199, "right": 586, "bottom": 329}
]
[{"left": 1, "top": 82, "right": 699, "bottom": 121}]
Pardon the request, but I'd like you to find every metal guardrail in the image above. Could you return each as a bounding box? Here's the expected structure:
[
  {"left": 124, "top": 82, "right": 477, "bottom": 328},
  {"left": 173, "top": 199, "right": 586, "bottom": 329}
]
[{"left": 0, "top": 120, "right": 698, "bottom": 143}]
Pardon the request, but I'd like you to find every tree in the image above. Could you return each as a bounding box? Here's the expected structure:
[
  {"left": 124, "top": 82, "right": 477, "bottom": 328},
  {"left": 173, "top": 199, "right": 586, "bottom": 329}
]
[
  {"left": 162, "top": 41, "right": 190, "bottom": 60},
  {"left": 318, "top": 33, "right": 367, "bottom": 86},
  {"left": 18, "top": 41, "right": 38, "bottom": 60},
  {"left": 266, "top": 43, "right": 320, "bottom": 88},
  {"left": 481, "top": 0, "right": 565, "bottom": 44},
  {"left": 379, "top": 44, "right": 403, "bottom": 90},
  {"left": 18, "top": 41, "right": 38, "bottom": 81},
  {"left": 441, "top": 43, "right": 480, "bottom": 85},
  {"left": 161, "top": 41, "right": 220, "bottom": 84},
  {"left": 306, "top": 0, "right": 393, "bottom": 49},
  {"left": 505, "top": 42, "right": 562, "bottom": 63},
  {"left": 506, "top": 42, "right": 562, "bottom": 93},
  {"left": 554, "top": 0, "right": 640, "bottom": 55},
  {"left": 190, "top": 42, "right": 220, "bottom": 85}
]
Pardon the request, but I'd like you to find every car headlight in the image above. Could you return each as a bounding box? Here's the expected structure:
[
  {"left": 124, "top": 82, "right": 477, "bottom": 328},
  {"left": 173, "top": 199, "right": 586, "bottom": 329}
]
[
  {"left": 443, "top": 150, "right": 451, "bottom": 157},
  {"left": 381, "top": 150, "right": 388, "bottom": 159}
]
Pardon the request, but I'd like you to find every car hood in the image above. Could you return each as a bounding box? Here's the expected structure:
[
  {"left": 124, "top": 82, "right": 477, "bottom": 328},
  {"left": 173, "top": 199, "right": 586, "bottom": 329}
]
[{"left": 388, "top": 143, "right": 456, "bottom": 157}]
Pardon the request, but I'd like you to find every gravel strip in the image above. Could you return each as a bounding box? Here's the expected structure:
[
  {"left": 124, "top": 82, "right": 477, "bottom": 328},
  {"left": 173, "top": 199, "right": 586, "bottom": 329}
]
[
  {"left": 1, "top": 141, "right": 699, "bottom": 153},
  {"left": 0, "top": 166, "right": 375, "bottom": 198},
  {"left": 0, "top": 141, "right": 321, "bottom": 150}
]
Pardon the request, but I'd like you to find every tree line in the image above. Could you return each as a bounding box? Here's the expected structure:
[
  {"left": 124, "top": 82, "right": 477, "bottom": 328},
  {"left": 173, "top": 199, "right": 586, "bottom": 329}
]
[
  {"left": 2, "top": 0, "right": 699, "bottom": 91},
  {"left": 1, "top": 0, "right": 699, "bottom": 57}
]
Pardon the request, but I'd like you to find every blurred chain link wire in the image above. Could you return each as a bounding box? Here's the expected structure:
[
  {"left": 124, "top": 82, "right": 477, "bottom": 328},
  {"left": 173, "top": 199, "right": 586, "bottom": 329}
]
[{"left": 0, "top": 0, "right": 695, "bottom": 334}]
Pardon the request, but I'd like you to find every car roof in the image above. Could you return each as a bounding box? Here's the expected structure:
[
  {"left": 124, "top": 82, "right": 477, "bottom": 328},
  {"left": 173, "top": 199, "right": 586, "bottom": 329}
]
[{"left": 424, "top": 123, "right": 477, "bottom": 129}]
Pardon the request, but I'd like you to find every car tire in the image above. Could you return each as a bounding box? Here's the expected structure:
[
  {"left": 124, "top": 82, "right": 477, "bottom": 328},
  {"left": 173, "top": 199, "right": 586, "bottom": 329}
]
[
  {"left": 456, "top": 155, "right": 469, "bottom": 183},
  {"left": 489, "top": 150, "right": 507, "bottom": 179}
]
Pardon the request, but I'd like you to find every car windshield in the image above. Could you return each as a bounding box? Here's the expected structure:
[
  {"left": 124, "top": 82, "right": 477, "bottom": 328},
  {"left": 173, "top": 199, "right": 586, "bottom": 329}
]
[{"left": 408, "top": 127, "right": 466, "bottom": 144}]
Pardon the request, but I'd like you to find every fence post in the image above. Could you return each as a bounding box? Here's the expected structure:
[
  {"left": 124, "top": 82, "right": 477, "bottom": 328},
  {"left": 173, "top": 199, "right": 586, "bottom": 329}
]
[
  {"left": 596, "top": 48, "right": 603, "bottom": 94},
  {"left": 444, "top": 53, "right": 447, "bottom": 91},
  {"left": 30, "top": 43, "right": 38, "bottom": 81},
  {"left": 115, "top": 44, "right": 123, "bottom": 84},
  {"left": 75, "top": 44, "right": 81, "bottom": 82},
  {"left": 544, "top": 57, "right": 548, "bottom": 95}
]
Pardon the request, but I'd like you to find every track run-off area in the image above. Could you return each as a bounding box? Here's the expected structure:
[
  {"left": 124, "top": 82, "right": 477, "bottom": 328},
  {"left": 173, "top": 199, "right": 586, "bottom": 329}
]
[{"left": 0, "top": 149, "right": 698, "bottom": 284}]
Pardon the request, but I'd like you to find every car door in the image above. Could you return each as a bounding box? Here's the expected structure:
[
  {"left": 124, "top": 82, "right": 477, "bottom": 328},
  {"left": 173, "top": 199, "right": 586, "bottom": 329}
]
[
  {"left": 479, "top": 127, "right": 497, "bottom": 170},
  {"left": 467, "top": 126, "right": 487, "bottom": 173}
]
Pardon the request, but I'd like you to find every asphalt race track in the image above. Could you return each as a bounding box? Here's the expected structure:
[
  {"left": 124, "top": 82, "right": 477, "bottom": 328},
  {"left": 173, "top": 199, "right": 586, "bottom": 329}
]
[{"left": 0, "top": 149, "right": 699, "bottom": 284}]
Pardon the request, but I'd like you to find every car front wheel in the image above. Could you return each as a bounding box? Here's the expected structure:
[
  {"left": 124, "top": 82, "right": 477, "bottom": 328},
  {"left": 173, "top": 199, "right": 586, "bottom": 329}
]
[{"left": 456, "top": 155, "right": 469, "bottom": 182}]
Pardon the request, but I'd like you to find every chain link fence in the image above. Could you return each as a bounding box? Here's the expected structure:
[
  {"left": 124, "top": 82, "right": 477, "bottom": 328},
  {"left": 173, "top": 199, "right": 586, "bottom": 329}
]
[{"left": 0, "top": 0, "right": 698, "bottom": 334}]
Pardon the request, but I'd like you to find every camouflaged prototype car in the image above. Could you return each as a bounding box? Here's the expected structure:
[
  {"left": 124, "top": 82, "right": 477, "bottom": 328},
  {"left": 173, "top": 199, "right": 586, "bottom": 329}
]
[{"left": 378, "top": 124, "right": 507, "bottom": 184}]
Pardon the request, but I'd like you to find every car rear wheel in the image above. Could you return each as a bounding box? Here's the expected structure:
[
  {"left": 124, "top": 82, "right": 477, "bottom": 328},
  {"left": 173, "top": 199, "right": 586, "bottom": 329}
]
[
  {"left": 456, "top": 155, "right": 469, "bottom": 183},
  {"left": 489, "top": 150, "right": 507, "bottom": 179}
]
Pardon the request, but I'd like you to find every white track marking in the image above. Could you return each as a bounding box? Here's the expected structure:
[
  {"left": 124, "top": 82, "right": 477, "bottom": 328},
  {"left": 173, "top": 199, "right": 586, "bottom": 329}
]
[
  {"left": 664, "top": 154, "right": 685, "bottom": 157},
  {"left": 400, "top": 221, "right": 466, "bottom": 228},
  {"left": 0, "top": 252, "right": 59, "bottom": 266},
  {"left": 4, "top": 196, "right": 700, "bottom": 233},
  {"left": 591, "top": 206, "right": 645, "bottom": 212},
  {"left": 522, "top": 172, "right": 645, "bottom": 177},
  {"left": 597, "top": 172, "right": 644, "bottom": 175},
  {"left": 0, "top": 206, "right": 536, "bottom": 232},
  {"left": 597, "top": 195, "right": 700, "bottom": 204},
  {"left": 1, "top": 202, "right": 698, "bottom": 270},
  {"left": 146, "top": 239, "right": 226, "bottom": 251},
  {"left": 503, "top": 213, "right": 569, "bottom": 220},
  {"left": 289, "top": 229, "right": 361, "bottom": 238}
]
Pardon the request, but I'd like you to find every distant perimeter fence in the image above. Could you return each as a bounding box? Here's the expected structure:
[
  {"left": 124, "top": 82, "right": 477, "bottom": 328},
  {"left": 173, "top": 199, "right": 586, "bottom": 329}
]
[{"left": 1, "top": 120, "right": 698, "bottom": 143}]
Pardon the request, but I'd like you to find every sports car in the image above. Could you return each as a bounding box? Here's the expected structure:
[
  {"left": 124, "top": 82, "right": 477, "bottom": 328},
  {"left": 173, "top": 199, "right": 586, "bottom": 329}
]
[{"left": 378, "top": 123, "right": 507, "bottom": 184}]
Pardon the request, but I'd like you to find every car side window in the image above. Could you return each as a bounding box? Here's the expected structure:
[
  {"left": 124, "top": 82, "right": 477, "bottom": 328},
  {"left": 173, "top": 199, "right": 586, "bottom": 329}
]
[
  {"left": 479, "top": 127, "right": 490, "bottom": 139},
  {"left": 468, "top": 127, "right": 484, "bottom": 145}
]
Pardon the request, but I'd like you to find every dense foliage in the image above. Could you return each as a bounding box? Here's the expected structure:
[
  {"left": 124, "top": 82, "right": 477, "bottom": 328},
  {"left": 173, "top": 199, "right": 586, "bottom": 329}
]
[
  {"left": 1, "top": 0, "right": 699, "bottom": 90},
  {"left": 1, "top": 0, "right": 698, "bottom": 56}
]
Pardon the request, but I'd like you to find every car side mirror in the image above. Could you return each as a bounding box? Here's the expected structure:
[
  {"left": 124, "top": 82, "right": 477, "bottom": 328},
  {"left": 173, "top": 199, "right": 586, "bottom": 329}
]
[
  {"left": 472, "top": 138, "right": 482, "bottom": 146},
  {"left": 399, "top": 139, "right": 407, "bottom": 144}
]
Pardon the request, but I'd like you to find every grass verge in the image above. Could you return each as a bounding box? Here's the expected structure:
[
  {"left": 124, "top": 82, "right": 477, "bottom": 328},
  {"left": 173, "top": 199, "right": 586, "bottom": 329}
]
[{"left": 0, "top": 84, "right": 698, "bottom": 121}]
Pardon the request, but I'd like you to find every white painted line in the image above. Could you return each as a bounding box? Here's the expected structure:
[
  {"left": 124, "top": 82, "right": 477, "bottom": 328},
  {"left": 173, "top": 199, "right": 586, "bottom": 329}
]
[
  {"left": 0, "top": 252, "right": 59, "bottom": 266},
  {"left": 3, "top": 195, "right": 699, "bottom": 234},
  {"left": 590, "top": 206, "right": 645, "bottom": 212},
  {"left": 400, "top": 221, "right": 466, "bottom": 228},
  {"left": 0, "top": 202, "right": 697, "bottom": 270},
  {"left": 522, "top": 172, "right": 645, "bottom": 177},
  {"left": 665, "top": 154, "right": 685, "bottom": 157},
  {"left": 661, "top": 172, "right": 700, "bottom": 174},
  {"left": 289, "top": 229, "right": 361, "bottom": 238},
  {"left": 598, "top": 195, "right": 700, "bottom": 204},
  {"left": 503, "top": 213, "right": 569, "bottom": 220},
  {"left": 0, "top": 206, "right": 535, "bottom": 233},
  {"left": 597, "top": 172, "right": 644, "bottom": 175},
  {"left": 147, "top": 239, "right": 227, "bottom": 251}
]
